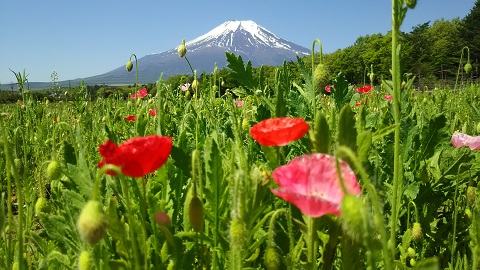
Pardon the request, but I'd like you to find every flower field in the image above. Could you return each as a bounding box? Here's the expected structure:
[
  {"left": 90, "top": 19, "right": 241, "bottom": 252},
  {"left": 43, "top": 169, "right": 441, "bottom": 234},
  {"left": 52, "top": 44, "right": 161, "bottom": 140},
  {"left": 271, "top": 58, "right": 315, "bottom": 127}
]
[{"left": 2, "top": 1, "right": 480, "bottom": 270}]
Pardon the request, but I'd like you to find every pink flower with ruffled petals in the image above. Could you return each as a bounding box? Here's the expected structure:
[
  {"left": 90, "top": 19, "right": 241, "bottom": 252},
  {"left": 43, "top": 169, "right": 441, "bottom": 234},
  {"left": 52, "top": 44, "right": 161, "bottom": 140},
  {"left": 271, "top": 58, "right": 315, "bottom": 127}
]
[
  {"left": 384, "top": 95, "right": 392, "bottom": 101},
  {"left": 271, "top": 153, "right": 360, "bottom": 217},
  {"left": 451, "top": 133, "right": 480, "bottom": 150},
  {"left": 235, "top": 100, "right": 243, "bottom": 107},
  {"left": 325, "top": 85, "right": 332, "bottom": 93},
  {"left": 131, "top": 88, "right": 148, "bottom": 99}
]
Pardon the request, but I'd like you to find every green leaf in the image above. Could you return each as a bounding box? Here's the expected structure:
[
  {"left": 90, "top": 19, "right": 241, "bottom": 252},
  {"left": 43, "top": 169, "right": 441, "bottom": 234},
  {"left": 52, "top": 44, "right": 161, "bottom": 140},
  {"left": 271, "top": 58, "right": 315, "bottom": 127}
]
[
  {"left": 337, "top": 104, "right": 357, "bottom": 152},
  {"left": 225, "top": 52, "right": 258, "bottom": 92},
  {"left": 356, "top": 130, "right": 372, "bottom": 164},
  {"left": 105, "top": 124, "right": 119, "bottom": 145},
  {"left": 372, "top": 124, "right": 399, "bottom": 141},
  {"left": 62, "top": 141, "right": 77, "bottom": 165},
  {"left": 420, "top": 114, "right": 448, "bottom": 160},
  {"left": 136, "top": 114, "right": 148, "bottom": 136},
  {"left": 332, "top": 72, "right": 353, "bottom": 111},
  {"left": 170, "top": 145, "right": 192, "bottom": 176},
  {"left": 414, "top": 257, "right": 439, "bottom": 270}
]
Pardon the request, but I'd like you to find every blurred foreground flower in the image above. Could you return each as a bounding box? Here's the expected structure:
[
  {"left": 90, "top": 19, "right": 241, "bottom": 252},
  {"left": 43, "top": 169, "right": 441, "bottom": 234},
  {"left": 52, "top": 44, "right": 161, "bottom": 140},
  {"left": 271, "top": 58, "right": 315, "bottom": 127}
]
[
  {"left": 271, "top": 153, "right": 361, "bottom": 217},
  {"left": 98, "top": 135, "right": 172, "bottom": 177},
  {"left": 250, "top": 117, "right": 309, "bottom": 146},
  {"left": 131, "top": 88, "right": 148, "bottom": 99},
  {"left": 451, "top": 132, "right": 480, "bottom": 150}
]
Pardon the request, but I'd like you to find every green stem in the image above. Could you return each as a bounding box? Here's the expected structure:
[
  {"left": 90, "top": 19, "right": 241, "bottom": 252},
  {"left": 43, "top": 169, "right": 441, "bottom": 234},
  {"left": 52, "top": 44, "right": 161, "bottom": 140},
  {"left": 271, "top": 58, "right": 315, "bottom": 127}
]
[
  {"left": 391, "top": 0, "right": 402, "bottom": 258},
  {"left": 306, "top": 216, "right": 319, "bottom": 268}
]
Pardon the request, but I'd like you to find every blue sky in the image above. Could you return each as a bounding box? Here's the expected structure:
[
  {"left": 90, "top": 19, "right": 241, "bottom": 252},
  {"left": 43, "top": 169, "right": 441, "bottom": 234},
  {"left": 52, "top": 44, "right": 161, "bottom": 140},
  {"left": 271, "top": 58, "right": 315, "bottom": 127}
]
[{"left": 0, "top": 0, "right": 476, "bottom": 83}]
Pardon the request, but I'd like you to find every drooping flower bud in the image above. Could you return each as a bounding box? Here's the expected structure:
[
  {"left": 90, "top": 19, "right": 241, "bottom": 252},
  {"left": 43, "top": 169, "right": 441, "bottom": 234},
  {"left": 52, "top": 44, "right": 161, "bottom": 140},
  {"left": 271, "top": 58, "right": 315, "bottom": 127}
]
[
  {"left": 78, "top": 250, "right": 92, "bottom": 270},
  {"left": 313, "top": 63, "right": 329, "bottom": 90},
  {"left": 189, "top": 196, "right": 204, "bottom": 232},
  {"left": 126, "top": 61, "right": 133, "bottom": 72},
  {"left": 467, "top": 186, "right": 476, "bottom": 207},
  {"left": 177, "top": 39, "right": 187, "bottom": 58},
  {"left": 35, "top": 197, "right": 50, "bottom": 216},
  {"left": 340, "top": 194, "right": 366, "bottom": 241},
  {"left": 77, "top": 200, "right": 108, "bottom": 245},
  {"left": 412, "top": 222, "right": 422, "bottom": 242},
  {"left": 264, "top": 246, "right": 282, "bottom": 270},
  {"left": 46, "top": 160, "right": 62, "bottom": 180},
  {"left": 464, "top": 62, "right": 472, "bottom": 75}
]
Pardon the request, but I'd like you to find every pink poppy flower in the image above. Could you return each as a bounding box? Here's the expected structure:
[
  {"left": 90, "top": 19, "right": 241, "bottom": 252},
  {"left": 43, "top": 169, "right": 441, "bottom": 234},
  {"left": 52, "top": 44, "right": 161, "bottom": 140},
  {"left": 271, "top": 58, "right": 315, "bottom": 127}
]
[
  {"left": 355, "top": 85, "right": 372, "bottom": 94},
  {"left": 181, "top": 83, "right": 191, "bottom": 91},
  {"left": 235, "top": 100, "right": 243, "bottom": 107},
  {"left": 384, "top": 95, "right": 392, "bottom": 101},
  {"left": 125, "top": 115, "right": 136, "bottom": 121},
  {"left": 451, "top": 133, "right": 480, "bottom": 150},
  {"left": 131, "top": 88, "right": 148, "bottom": 99},
  {"left": 271, "top": 153, "right": 361, "bottom": 217},
  {"left": 149, "top": 109, "right": 157, "bottom": 116},
  {"left": 325, "top": 85, "right": 332, "bottom": 93}
]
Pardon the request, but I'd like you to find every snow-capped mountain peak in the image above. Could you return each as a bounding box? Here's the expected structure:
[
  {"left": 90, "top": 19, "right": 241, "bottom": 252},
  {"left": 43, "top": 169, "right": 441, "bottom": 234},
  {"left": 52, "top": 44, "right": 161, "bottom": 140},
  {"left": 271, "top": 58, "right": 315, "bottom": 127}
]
[{"left": 183, "top": 20, "right": 309, "bottom": 56}]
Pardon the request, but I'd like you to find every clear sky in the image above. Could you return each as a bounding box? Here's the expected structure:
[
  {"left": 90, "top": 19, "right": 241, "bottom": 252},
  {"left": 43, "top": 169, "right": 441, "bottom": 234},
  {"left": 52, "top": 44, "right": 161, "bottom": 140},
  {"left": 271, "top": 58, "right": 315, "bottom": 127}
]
[{"left": 0, "top": 0, "right": 476, "bottom": 83}]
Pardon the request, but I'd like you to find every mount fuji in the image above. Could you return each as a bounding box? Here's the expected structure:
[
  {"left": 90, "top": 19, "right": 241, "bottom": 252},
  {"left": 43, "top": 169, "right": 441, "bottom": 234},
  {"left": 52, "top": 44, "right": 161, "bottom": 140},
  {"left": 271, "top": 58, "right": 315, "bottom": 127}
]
[{"left": 80, "top": 20, "right": 310, "bottom": 85}]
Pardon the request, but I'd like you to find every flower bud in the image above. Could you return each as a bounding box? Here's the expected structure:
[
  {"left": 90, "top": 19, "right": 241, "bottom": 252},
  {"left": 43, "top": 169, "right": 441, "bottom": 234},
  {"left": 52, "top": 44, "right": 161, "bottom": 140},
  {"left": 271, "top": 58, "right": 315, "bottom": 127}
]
[
  {"left": 242, "top": 118, "right": 250, "bottom": 131},
  {"left": 77, "top": 200, "right": 108, "bottom": 245},
  {"left": 192, "top": 79, "right": 199, "bottom": 92},
  {"left": 409, "top": 258, "right": 416, "bottom": 267},
  {"left": 78, "top": 250, "right": 92, "bottom": 270},
  {"left": 264, "top": 246, "right": 282, "bottom": 270},
  {"left": 189, "top": 196, "right": 204, "bottom": 232},
  {"left": 213, "top": 66, "right": 219, "bottom": 74},
  {"left": 230, "top": 218, "right": 246, "bottom": 244},
  {"left": 412, "top": 222, "right": 422, "bottom": 242},
  {"left": 405, "top": 0, "right": 416, "bottom": 8},
  {"left": 46, "top": 160, "right": 62, "bottom": 180},
  {"left": 35, "top": 197, "right": 50, "bottom": 216},
  {"left": 407, "top": 247, "right": 415, "bottom": 258},
  {"left": 464, "top": 62, "right": 472, "bottom": 75},
  {"left": 154, "top": 211, "right": 171, "bottom": 227},
  {"left": 340, "top": 194, "right": 366, "bottom": 241},
  {"left": 313, "top": 63, "right": 329, "bottom": 90},
  {"left": 467, "top": 186, "right": 476, "bottom": 207},
  {"left": 212, "top": 85, "right": 219, "bottom": 93},
  {"left": 126, "top": 61, "right": 133, "bottom": 72},
  {"left": 177, "top": 39, "right": 187, "bottom": 58}
]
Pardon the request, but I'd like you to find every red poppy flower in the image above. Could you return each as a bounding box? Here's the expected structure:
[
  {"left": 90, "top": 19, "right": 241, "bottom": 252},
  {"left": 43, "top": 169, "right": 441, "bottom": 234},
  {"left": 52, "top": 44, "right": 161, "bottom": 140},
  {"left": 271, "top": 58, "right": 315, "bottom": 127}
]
[
  {"left": 125, "top": 115, "right": 136, "bottom": 121},
  {"left": 355, "top": 101, "right": 361, "bottom": 107},
  {"left": 451, "top": 132, "right": 480, "bottom": 150},
  {"left": 131, "top": 88, "right": 148, "bottom": 99},
  {"left": 98, "top": 135, "right": 172, "bottom": 177},
  {"left": 325, "top": 85, "right": 332, "bottom": 93},
  {"left": 250, "top": 117, "right": 309, "bottom": 146},
  {"left": 355, "top": 85, "right": 372, "bottom": 94},
  {"left": 384, "top": 95, "right": 392, "bottom": 101},
  {"left": 149, "top": 109, "right": 157, "bottom": 116},
  {"left": 271, "top": 153, "right": 361, "bottom": 217},
  {"left": 54, "top": 117, "right": 58, "bottom": 123}
]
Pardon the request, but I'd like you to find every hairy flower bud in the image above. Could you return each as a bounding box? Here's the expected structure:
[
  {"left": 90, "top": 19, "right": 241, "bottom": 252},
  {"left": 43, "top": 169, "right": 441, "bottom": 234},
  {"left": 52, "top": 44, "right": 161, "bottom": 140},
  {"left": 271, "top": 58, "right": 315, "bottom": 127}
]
[
  {"left": 264, "top": 246, "right": 282, "bottom": 270},
  {"left": 467, "top": 186, "right": 476, "bottom": 207},
  {"left": 77, "top": 200, "right": 108, "bottom": 245},
  {"left": 313, "top": 63, "right": 329, "bottom": 90},
  {"left": 412, "top": 222, "right": 422, "bottom": 242},
  {"left": 464, "top": 62, "right": 472, "bottom": 75},
  {"left": 46, "top": 160, "right": 62, "bottom": 180},
  {"left": 340, "top": 194, "right": 366, "bottom": 241},
  {"left": 192, "top": 79, "right": 199, "bottom": 92},
  {"left": 230, "top": 218, "right": 246, "bottom": 244},
  {"left": 126, "top": 61, "right": 133, "bottom": 72},
  {"left": 78, "top": 250, "right": 92, "bottom": 270},
  {"left": 35, "top": 197, "right": 50, "bottom": 216},
  {"left": 177, "top": 39, "right": 187, "bottom": 58},
  {"left": 189, "top": 196, "right": 204, "bottom": 232}
]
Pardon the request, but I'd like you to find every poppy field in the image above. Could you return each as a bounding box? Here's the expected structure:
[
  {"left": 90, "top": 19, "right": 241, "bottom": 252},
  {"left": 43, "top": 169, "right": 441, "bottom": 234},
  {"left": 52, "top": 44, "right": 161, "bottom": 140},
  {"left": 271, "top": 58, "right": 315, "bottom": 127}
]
[{"left": 2, "top": 1, "right": 480, "bottom": 270}]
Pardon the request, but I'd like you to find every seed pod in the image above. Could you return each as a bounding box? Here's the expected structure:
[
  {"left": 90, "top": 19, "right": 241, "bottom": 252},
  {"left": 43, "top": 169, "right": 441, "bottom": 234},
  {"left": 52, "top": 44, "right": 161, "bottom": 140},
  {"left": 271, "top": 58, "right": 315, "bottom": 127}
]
[
  {"left": 189, "top": 196, "right": 204, "bottom": 232},
  {"left": 46, "top": 160, "right": 62, "bottom": 180},
  {"left": 264, "top": 246, "right": 282, "bottom": 270},
  {"left": 177, "top": 39, "right": 187, "bottom": 58},
  {"left": 126, "top": 61, "right": 133, "bottom": 72},
  {"left": 78, "top": 250, "right": 92, "bottom": 270},
  {"left": 464, "top": 62, "right": 472, "bottom": 75},
  {"left": 77, "top": 200, "right": 108, "bottom": 245}
]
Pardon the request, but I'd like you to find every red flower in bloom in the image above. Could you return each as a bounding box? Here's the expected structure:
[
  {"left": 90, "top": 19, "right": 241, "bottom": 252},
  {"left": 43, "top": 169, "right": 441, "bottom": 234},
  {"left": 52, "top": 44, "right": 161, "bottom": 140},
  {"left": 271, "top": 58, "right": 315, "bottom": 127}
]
[
  {"left": 149, "top": 109, "right": 157, "bottom": 116},
  {"left": 131, "top": 88, "right": 148, "bottom": 99},
  {"left": 452, "top": 132, "right": 480, "bottom": 150},
  {"left": 98, "top": 135, "right": 172, "bottom": 177},
  {"left": 325, "top": 85, "right": 332, "bottom": 93},
  {"left": 54, "top": 117, "right": 58, "bottom": 123},
  {"left": 384, "top": 95, "right": 392, "bottom": 101},
  {"left": 355, "top": 101, "right": 361, "bottom": 107},
  {"left": 271, "top": 153, "right": 361, "bottom": 217},
  {"left": 250, "top": 117, "right": 309, "bottom": 146},
  {"left": 355, "top": 85, "right": 372, "bottom": 94},
  {"left": 125, "top": 115, "right": 136, "bottom": 121}
]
